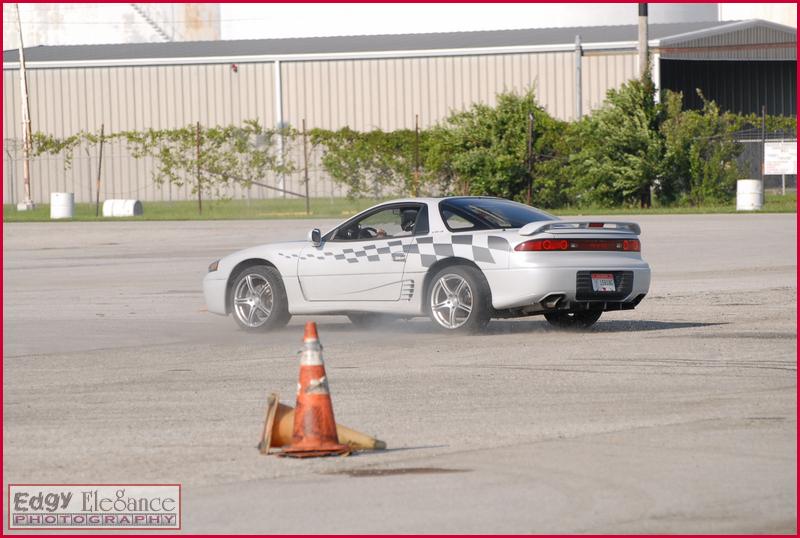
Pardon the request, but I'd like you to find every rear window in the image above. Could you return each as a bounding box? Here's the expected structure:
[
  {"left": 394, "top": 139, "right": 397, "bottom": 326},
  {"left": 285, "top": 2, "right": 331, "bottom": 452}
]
[{"left": 439, "top": 198, "right": 556, "bottom": 231}]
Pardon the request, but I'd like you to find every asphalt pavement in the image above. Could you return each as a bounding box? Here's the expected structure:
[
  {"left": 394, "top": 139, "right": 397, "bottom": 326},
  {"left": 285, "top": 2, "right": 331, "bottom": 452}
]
[{"left": 3, "top": 213, "right": 796, "bottom": 533}]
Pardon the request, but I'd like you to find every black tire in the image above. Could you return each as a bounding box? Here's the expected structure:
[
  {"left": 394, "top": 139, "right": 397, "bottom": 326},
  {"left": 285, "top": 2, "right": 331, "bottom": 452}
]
[
  {"left": 346, "top": 313, "right": 398, "bottom": 328},
  {"left": 228, "top": 265, "right": 291, "bottom": 332},
  {"left": 544, "top": 309, "right": 602, "bottom": 330},
  {"left": 427, "top": 265, "right": 490, "bottom": 333}
]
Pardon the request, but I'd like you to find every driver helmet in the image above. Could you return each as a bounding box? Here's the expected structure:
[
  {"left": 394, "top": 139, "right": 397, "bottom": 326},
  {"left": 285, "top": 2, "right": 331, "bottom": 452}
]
[{"left": 400, "top": 209, "right": 418, "bottom": 232}]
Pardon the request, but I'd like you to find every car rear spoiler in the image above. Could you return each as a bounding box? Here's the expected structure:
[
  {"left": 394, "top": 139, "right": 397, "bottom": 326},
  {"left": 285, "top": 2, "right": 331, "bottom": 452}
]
[{"left": 519, "top": 220, "right": 641, "bottom": 236}]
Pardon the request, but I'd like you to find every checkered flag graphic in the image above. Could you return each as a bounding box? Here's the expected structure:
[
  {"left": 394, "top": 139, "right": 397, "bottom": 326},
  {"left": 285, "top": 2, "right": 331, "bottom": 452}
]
[
  {"left": 280, "top": 234, "right": 510, "bottom": 267},
  {"left": 412, "top": 234, "right": 510, "bottom": 267}
]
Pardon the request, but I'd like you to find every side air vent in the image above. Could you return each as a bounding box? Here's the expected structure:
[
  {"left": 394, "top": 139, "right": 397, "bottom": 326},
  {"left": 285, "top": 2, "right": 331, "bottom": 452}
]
[{"left": 400, "top": 280, "right": 415, "bottom": 301}]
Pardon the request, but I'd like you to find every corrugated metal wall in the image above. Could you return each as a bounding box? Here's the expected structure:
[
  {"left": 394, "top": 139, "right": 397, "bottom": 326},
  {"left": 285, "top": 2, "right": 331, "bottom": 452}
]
[
  {"left": 4, "top": 49, "right": 639, "bottom": 204},
  {"left": 581, "top": 52, "right": 638, "bottom": 113},
  {"left": 661, "top": 59, "right": 797, "bottom": 116},
  {"left": 3, "top": 62, "right": 279, "bottom": 204},
  {"left": 281, "top": 52, "right": 581, "bottom": 131},
  {"left": 3, "top": 63, "right": 276, "bottom": 137},
  {"left": 660, "top": 25, "right": 797, "bottom": 61}
]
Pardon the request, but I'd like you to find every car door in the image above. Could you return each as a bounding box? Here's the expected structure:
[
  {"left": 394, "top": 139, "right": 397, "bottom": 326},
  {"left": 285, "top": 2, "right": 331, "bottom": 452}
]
[{"left": 297, "top": 203, "right": 427, "bottom": 302}]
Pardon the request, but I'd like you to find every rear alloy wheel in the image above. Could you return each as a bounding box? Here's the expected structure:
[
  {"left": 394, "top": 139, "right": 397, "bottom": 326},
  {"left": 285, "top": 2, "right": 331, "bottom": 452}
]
[
  {"left": 229, "top": 266, "right": 290, "bottom": 331},
  {"left": 428, "top": 265, "right": 490, "bottom": 333},
  {"left": 544, "top": 309, "right": 602, "bottom": 330}
]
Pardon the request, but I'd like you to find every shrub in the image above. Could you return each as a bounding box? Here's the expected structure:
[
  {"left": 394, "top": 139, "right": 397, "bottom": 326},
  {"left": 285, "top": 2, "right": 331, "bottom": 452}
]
[
  {"left": 564, "top": 74, "right": 663, "bottom": 208},
  {"left": 660, "top": 91, "right": 743, "bottom": 205},
  {"left": 310, "top": 127, "right": 421, "bottom": 198},
  {"left": 423, "top": 89, "right": 567, "bottom": 205}
]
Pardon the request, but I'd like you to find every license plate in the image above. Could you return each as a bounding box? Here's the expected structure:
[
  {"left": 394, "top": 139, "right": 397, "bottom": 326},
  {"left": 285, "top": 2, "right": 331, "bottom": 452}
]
[{"left": 591, "top": 273, "right": 616, "bottom": 292}]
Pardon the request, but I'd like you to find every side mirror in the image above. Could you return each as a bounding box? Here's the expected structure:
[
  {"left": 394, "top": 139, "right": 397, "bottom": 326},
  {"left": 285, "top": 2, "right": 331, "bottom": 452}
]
[{"left": 307, "top": 228, "right": 322, "bottom": 247}]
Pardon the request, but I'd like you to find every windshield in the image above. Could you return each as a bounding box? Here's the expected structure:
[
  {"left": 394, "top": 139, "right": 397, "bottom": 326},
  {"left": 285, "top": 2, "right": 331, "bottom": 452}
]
[{"left": 439, "top": 197, "right": 556, "bottom": 231}]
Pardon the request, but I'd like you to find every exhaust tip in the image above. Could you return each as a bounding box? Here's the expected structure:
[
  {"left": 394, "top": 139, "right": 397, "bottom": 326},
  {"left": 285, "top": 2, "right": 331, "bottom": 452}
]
[{"left": 540, "top": 293, "right": 565, "bottom": 310}]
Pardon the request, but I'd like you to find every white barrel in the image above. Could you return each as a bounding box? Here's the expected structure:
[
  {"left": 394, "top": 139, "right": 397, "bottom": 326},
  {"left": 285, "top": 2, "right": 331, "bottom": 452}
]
[
  {"left": 736, "top": 180, "right": 764, "bottom": 211},
  {"left": 50, "top": 192, "right": 74, "bottom": 219},
  {"left": 102, "top": 199, "right": 143, "bottom": 217}
]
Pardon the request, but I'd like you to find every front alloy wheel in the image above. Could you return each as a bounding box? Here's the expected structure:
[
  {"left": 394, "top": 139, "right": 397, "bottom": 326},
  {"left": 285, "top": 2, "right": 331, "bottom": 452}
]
[
  {"left": 233, "top": 273, "right": 273, "bottom": 328},
  {"left": 230, "top": 265, "right": 290, "bottom": 331}
]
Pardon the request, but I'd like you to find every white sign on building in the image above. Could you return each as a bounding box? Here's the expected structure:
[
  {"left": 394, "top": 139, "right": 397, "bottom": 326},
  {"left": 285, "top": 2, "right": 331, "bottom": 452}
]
[{"left": 764, "top": 141, "right": 797, "bottom": 176}]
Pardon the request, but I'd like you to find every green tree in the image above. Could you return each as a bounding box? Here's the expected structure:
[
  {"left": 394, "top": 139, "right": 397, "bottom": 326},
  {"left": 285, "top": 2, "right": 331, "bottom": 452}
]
[
  {"left": 124, "top": 120, "right": 294, "bottom": 198},
  {"left": 31, "top": 120, "right": 295, "bottom": 200},
  {"left": 660, "top": 91, "right": 743, "bottom": 205},
  {"left": 565, "top": 73, "right": 663, "bottom": 207},
  {"left": 424, "top": 89, "right": 567, "bottom": 205},
  {"left": 310, "top": 127, "right": 420, "bottom": 198}
]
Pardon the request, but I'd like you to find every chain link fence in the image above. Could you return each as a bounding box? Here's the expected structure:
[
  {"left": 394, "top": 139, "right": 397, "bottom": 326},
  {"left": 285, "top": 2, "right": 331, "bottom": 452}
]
[
  {"left": 4, "top": 128, "right": 796, "bottom": 206},
  {"left": 2, "top": 136, "right": 348, "bottom": 206},
  {"left": 732, "top": 128, "right": 797, "bottom": 193}
]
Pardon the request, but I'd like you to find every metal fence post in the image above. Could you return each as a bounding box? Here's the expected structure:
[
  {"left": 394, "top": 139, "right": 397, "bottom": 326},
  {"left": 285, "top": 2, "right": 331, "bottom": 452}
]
[
  {"left": 95, "top": 124, "right": 104, "bottom": 217},
  {"left": 196, "top": 121, "right": 202, "bottom": 215},
  {"left": 4, "top": 147, "right": 16, "bottom": 205},
  {"left": 303, "top": 118, "right": 310, "bottom": 215}
]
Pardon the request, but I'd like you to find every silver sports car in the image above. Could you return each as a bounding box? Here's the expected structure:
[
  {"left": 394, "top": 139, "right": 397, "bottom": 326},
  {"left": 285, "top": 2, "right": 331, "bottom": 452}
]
[{"left": 203, "top": 197, "right": 651, "bottom": 332}]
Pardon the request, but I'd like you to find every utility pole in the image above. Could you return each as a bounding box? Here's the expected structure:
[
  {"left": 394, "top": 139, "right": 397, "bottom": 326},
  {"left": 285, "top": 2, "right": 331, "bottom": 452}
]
[
  {"left": 760, "top": 105, "right": 767, "bottom": 207},
  {"left": 526, "top": 112, "right": 534, "bottom": 205},
  {"left": 638, "top": 3, "right": 649, "bottom": 78},
  {"left": 760, "top": 105, "right": 766, "bottom": 182},
  {"left": 15, "top": 3, "right": 35, "bottom": 210},
  {"left": 414, "top": 114, "right": 420, "bottom": 197},
  {"left": 574, "top": 35, "right": 582, "bottom": 119}
]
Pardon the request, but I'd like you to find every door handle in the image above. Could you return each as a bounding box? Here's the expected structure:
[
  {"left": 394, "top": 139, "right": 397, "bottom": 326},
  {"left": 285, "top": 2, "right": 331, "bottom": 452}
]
[{"left": 391, "top": 252, "right": 406, "bottom": 261}]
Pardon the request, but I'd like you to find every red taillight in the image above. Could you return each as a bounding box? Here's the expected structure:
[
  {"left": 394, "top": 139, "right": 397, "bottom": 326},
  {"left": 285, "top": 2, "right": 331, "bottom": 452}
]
[
  {"left": 622, "top": 239, "right": 640, "bottom": 251},
  {"left": 543, "top": 239, "right": 569, "bottom": 251},
  {"left": 514, "top": 238, "right": 641, "bottom": 252},
  {"left": 514, "top": 239, "right": 569, "bottom": 251}
]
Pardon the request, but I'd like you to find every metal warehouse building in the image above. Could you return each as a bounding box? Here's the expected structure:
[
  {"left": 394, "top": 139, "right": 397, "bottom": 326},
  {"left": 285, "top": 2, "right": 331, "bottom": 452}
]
[{"left": 3, "top": 19, "right": 796, "bottom": 204}]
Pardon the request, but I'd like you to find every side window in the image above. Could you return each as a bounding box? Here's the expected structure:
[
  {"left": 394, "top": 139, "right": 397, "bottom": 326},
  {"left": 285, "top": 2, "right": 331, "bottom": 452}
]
[
  {"left": 442, "top": 209, "right": 474, "bottom": 230},
  {"left": 441, "top": 206, "right": 483, "bottom": 231},
  {"left": 412, "top": 204, "right": 429, "bottom": 235},
  {"left": 332, "top": 205, "right": 425, "bottom": 241}
]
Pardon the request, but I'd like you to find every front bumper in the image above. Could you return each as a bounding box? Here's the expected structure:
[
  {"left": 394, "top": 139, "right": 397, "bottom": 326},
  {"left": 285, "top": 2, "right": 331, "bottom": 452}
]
[{"left": 203, "top": 273, "right": 228, "bottom": 315}]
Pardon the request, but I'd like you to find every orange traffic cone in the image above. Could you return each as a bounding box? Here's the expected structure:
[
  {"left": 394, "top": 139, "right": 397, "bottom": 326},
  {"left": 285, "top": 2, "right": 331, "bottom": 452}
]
[
  {"left": 278, "top": 322, "right": 350, "bottom": 458},
  {"left": 258, "top": 393, "right": 386, "bottom": 455}
]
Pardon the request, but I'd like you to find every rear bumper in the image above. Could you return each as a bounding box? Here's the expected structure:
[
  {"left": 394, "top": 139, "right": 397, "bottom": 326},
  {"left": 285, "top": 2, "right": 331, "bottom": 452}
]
[
  {"left": 485, "top": 265, "right": 651, "bottom": 310},
  {"left": 563, "top": 293, "right": 648, "bottom": 312}
]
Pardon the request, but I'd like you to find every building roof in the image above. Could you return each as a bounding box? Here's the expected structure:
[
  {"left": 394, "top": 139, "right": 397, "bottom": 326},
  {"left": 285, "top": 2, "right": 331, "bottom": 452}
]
[
  {"left": 2, "top": 21, "right": 736, "bottom": 63},
  {"left": 3, "top": 19, "right": 795, "bottom": 66}
]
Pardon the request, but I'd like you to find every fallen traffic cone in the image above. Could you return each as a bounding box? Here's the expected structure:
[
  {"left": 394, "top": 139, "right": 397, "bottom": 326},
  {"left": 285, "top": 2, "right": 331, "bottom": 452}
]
[
  {"left": 278, "top": 322, "right": 351, "bottom": 458},
  {"left": 258, "top": 393, "right": 386, "bottom": 455}
]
